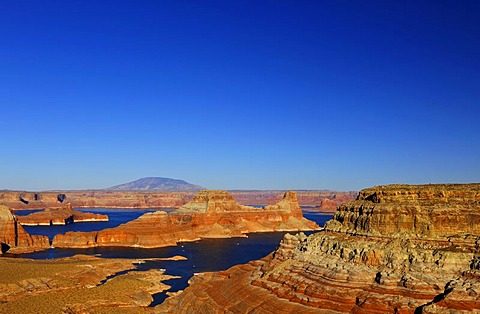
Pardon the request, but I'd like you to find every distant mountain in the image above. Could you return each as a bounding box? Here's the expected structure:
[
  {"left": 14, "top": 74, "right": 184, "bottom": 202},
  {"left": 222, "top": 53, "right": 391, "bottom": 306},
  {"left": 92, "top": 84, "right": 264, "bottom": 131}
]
[{"left": 108, "top": 177, "right": 204, "bottom": 192}]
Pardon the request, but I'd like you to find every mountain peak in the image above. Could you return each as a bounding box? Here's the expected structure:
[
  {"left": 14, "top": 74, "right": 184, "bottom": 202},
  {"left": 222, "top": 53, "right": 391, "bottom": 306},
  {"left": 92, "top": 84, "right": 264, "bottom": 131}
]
[{"left": 108, "top": 177, "right": 204, "bottom": 191}]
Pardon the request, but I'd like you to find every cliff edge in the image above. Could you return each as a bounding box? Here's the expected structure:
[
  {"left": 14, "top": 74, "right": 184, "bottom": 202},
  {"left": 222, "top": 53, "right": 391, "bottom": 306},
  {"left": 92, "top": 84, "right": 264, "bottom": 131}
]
[
  {"left": 158, "top": 184, "right": 480, "bottom": 313},
  {"left": 0, "top": 205, "right": 49, "bottom": 254}
]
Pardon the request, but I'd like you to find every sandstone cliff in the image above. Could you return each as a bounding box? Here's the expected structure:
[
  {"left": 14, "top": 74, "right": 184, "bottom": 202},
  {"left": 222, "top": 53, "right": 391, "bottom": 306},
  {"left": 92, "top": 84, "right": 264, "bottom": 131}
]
[
  {"left": 158, "top": 184, "right": 480, "bottom": 313},
  {"left": 17, "top": 203, "right": 108, "bottom": 226},
  {"left": 0, "top": 205, "right": 49, "bottom": 254},
  {"left": 52, "top": 190, "right": 319, "bottom": 249}
]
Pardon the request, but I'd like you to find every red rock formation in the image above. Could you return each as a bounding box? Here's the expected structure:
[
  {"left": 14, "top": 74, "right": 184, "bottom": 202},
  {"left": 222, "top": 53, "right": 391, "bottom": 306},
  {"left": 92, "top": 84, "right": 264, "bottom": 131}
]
[
  {"left": 52, "top": 190, "right": 319, "bottom": 249},
  {"left": 17, "top": 203, "right": 108, "bottom": 226},
  {"left": 157, "top": 184, "right": 480, "bottom": 313},
  {"left": 0, "top": 205, "right": 49, "bottom": 254},
  {"left": 0, "top": 190, "right": 356, "bottom": 210}
]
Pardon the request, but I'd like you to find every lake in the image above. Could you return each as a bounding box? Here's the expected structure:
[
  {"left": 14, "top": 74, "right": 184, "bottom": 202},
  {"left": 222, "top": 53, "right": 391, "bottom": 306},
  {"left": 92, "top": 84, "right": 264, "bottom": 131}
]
[{"left": 14, "top": 208, "right": 333, "bottom": 305}]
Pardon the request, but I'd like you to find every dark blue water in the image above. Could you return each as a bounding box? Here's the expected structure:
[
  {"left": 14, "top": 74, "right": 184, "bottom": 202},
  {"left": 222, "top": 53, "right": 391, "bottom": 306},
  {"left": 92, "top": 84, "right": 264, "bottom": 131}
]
[
  {"left": 13, "top": 209, "right": 44, "bottom": 216},
  {"left": 15, "top": 208, "right": 171, "bottom": 240},
  {"left": 15, "top": 208, "right": 332, "bottom": 306}
]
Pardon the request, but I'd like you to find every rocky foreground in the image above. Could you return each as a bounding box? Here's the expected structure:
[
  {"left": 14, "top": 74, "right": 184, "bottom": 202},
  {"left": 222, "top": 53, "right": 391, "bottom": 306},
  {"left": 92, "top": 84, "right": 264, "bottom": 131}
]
[
  {"left": 0, "top": 255, "right": 182, "bottom": 313},
  {"left": 0, "top": 190, "right": 356, "bottom": 211},
  {"left": 158, "top": 184, "right": 480, "bottom": 313},
  {"left": 17, "top": 203, "right": 108, "bottom": 226},
  {"left": 52, "top": 190, "right": 319, "bottom": 249}
]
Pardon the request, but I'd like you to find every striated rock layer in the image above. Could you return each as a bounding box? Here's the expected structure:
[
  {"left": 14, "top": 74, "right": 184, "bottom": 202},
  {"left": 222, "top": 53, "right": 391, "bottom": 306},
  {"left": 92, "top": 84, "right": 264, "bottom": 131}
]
[
  {"left": 0, "top": 205, "right": 49, "bottom": 254},
  {"left": 0, "top": 190, "right": 356, "bottom": 210},
  {"left": 17, "top": 203, "right": 108, "bottom": 226},
  {"left": 158, "top": 184, "right": 480, "bottom": 313},
  {"left": 52, "top": 190, "right": 319, "bottom": 249}
]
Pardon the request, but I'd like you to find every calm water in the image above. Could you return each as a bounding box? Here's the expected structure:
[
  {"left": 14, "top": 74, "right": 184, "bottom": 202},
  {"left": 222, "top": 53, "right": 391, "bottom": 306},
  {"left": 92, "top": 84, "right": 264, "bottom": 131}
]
[
  {"left": 14, "top": 208, "right": 332, "bottom": 306},
  {"left": 15, "top": 208, "right": 171, "bottom": 240}
]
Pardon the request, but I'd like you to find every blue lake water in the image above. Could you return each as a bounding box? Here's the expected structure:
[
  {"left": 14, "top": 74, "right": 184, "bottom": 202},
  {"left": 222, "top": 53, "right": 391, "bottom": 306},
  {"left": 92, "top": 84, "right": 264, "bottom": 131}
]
[
  {"left": 15, "top": 208, "right": 172, "bottom": 240},
  {"left": 13, "top": 208, "right": 333, "bottom": 306}
]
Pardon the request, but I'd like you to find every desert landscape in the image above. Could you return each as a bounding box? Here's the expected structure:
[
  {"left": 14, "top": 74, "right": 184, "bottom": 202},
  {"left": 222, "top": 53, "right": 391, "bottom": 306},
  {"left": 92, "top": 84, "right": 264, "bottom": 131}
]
[
  {"left": 1, "top": 183, "right": 480, "bottom": 313},
  {"left": 2, "top": 1, "right": 478, "bottom": 313}
]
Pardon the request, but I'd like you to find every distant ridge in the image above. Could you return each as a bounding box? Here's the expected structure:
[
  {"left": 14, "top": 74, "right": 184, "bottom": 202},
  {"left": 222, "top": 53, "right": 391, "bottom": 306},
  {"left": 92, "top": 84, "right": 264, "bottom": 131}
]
[{"left": 108, "top": 177, "right": 204, "bottom": 192}]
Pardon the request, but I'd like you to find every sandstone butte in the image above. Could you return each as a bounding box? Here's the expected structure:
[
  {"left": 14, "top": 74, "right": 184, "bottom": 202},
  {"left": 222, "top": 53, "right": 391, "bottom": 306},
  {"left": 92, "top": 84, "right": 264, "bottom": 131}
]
[
  {"left": 157, "top": 183, "right": 480, "bottom": 313},
  {"left": 0, "top": 205, "right": 49, "bottom": 254},
  {"left": 52, "top": 190, "right": 320, "bottom": 249},
  {"left": 16, "top": 203, "right": 109, "bottom": 226},
  {"left": 0, "top": 189, "right": 357, "bottom": 212}
]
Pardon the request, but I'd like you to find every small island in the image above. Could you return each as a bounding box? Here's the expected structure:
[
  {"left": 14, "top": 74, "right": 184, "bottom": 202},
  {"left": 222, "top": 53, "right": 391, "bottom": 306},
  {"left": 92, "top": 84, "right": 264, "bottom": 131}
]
[{"left": 17, "top": 203, "right": 108, "bottom": 226}]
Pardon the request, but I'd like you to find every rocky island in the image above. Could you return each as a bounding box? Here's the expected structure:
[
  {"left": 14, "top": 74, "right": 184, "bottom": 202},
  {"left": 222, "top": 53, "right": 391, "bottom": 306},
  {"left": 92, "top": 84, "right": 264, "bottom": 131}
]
[
  {"left": 158, "top": 184, "right": 480, "bottom": 313},
  {"left": 52, "top": 190, "right": 319, "bottom": 248},
  {"left": 17, "top": 203, "right": 108, "bottom": 226}
]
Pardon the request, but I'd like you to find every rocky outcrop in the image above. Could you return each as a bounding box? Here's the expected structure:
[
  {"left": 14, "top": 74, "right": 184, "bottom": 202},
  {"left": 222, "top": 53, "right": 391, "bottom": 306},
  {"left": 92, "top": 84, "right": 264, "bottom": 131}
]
[
  {"left": 17, "top": 203, "right": 108, "bottom": 226},
  {"left": 52, "top": 190, "right": 319, "bottom": 249},
  {"left": 0, "top": 190, "right": 356, "bottom": 210},
  {"left": 158, "top": 184, "right": 480, "bottom": 313},
  {"left": 0, "top": 205, "right": 49, "bottom": 254}
]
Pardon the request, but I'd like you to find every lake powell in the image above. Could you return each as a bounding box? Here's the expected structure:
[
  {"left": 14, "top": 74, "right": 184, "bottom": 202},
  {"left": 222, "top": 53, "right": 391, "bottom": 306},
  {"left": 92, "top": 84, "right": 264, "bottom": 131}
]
[{"left": 12, "top": 208, "right": 332, "bottom": 305}]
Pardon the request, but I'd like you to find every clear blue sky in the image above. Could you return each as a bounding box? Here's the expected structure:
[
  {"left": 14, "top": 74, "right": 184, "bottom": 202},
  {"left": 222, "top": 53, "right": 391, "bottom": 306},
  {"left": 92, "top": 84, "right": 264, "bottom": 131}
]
[{"left": 1, "top": 1, "right": 479, "bottom": 191}]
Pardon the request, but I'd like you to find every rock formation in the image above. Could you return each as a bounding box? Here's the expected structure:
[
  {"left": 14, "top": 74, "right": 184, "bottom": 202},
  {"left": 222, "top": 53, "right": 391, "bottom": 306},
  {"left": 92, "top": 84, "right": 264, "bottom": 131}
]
[
  {"left": 52, "top": 190, "right": 319, "bottom": 248},
  {"left": 17, "top": 203, "right": 108, "bottom": 226},
  {"left": 0, "top": 205, "right": 49, "bottom": 254},
  {"left": 158, "top": 184, "right": 480, "bottom": 313},
  {"left": 0, "top": 190, "right": 356, "bottom": 210}
]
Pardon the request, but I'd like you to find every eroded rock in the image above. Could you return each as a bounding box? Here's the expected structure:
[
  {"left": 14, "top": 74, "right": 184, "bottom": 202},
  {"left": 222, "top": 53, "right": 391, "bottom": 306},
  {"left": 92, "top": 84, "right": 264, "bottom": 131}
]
[
  {"left": 157, "top": 184, "right": 480, "bottom": 313},
  {"left": 52, "top": 190, "right": 320, "bottom": 249},
  {"left": 0, "top": 205, "right": 49, "bottom": 254}
]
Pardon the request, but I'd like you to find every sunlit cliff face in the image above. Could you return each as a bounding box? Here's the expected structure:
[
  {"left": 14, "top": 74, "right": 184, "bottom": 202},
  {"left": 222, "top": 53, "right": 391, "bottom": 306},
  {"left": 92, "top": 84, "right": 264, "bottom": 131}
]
[{"left": 158, "top": 184, "right": 480, "bottom": 313}]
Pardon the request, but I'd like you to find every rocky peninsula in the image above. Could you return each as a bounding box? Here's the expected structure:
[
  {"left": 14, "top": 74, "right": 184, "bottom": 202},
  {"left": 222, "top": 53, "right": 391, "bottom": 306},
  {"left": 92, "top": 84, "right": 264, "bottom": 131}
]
[
  {"left": 17, "top": 203, "right": 108, "bottom": 226},
  {"left": 52, "top": 190, "right": 319, "bottom": 248},
  {"left": 0, "top": 254, "right": 180, "bottom": 313},
  {"left": 158, "top": 184, "right": 480, "bottom": 313}
]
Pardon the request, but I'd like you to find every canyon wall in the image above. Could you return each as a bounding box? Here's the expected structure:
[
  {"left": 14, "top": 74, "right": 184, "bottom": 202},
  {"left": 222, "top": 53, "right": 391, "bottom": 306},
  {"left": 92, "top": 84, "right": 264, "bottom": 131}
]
[
  {"left": 158, "top": 184, "right": 480, "bottom": 313},
  {"left": 0, "top": 205, "right": 49, "bottom": 253},
  {"left": 52, "top": 190, "right": 319, "bottom": 249},
  {"left": 0, "top": 190, "right": 356, "bottom": 211}
]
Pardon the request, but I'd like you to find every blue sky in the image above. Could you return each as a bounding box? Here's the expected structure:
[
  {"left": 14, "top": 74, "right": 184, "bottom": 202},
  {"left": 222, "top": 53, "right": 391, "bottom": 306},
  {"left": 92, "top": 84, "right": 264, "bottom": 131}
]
[{"left": 1, "top": 1, "right": 479, "bottom": 191}]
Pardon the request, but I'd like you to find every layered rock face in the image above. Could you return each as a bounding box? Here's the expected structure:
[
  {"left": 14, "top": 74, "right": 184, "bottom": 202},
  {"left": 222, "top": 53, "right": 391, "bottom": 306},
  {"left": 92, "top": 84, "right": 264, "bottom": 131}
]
[
  {"left": 17, "top": 203, "right": 108, "bottom": 226},
  {"left": 327, "top": 184, "right": 480, "bottom": 238},
  {"left": 52, "top": 190, "right": 319, "bottom": 248},
  {"left": 0, "top": 205, "right": 49, "bottom": 253},
  {"left": 158, "top": 184, "right": 480, "bottom": 313}
]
